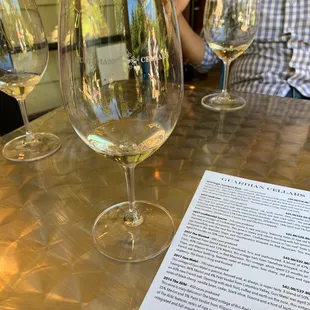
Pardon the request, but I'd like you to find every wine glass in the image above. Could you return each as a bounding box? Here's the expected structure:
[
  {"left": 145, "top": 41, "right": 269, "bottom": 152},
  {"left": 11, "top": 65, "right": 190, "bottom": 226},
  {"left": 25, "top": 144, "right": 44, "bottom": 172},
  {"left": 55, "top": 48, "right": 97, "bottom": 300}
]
[
  {"left": 201, "top": 0, "right": 259, "bottom": 111},
  {"left": 0, "top": 0, "right": 61, "bottom": 162},
  {"left": 58, "top": 0, "right": 183, "bottom": 262}
]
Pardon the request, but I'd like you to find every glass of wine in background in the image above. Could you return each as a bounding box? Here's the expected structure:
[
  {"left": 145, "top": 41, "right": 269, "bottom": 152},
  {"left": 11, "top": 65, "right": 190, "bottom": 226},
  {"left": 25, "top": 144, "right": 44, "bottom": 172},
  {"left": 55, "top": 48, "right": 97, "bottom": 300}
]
[
  {"left": 58, "top": 0, "right": 183, "bottom": 262},
  {"left": 201, "top": 0, "right": 259, "bottom": 111},
  {"left": 0, "top": 0, "right": 61, "bottom": 162}
]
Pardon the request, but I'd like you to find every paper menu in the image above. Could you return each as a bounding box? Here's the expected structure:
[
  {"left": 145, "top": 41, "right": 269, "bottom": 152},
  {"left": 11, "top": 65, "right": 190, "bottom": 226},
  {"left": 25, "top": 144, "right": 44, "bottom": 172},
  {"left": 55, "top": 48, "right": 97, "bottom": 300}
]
[{"left": 140, "top": 171, "right": 310, "bottom": 310}]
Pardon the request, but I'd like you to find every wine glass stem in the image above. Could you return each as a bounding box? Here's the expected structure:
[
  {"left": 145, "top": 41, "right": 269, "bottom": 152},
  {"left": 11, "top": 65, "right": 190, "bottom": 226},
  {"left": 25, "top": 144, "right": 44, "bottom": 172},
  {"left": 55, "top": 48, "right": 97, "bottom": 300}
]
[
  {"left": 18, "top": 98, "right": 33, "bottom": 138},
  {"left": 123, "top": 166, "right": 143, "bottom": 227},
  {"left": 222, "top": 60, "right": 231, "bottom": 96}
]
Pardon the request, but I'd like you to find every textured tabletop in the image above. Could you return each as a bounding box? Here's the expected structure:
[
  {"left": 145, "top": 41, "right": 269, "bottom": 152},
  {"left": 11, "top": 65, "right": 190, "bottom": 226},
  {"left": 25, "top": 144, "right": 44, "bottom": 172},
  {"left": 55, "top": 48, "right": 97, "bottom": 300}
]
[{"left": 1, "top": 86, "right": 310, "bottom": 309}]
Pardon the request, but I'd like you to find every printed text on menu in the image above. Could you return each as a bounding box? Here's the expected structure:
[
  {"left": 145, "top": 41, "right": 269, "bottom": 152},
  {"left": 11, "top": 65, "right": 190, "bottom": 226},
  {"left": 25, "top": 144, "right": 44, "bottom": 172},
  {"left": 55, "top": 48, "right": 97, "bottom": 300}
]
[{"left": 140, "top": 171, "right": 310, "bottom": 310}]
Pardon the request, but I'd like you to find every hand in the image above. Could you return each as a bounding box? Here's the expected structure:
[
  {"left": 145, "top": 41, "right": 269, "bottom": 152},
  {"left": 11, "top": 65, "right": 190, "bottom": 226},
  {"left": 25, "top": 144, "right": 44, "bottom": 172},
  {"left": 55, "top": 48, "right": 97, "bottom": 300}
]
[{"left": 174, "top": 0, "right": 191, "bottom": 16}]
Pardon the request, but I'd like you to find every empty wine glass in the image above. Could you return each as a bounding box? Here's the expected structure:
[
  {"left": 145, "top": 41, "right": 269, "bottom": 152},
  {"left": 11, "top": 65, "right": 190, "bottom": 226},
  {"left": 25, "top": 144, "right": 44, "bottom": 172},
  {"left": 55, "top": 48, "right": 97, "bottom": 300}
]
[
  {"left": 58, "top": 0, "right": 183, "bottom": 262},
  {"left": 0, "top": 0, "right": 61, "bottom": 161},
  {"left": 201, "top": 0, "right": 259, "bottom": 111}
]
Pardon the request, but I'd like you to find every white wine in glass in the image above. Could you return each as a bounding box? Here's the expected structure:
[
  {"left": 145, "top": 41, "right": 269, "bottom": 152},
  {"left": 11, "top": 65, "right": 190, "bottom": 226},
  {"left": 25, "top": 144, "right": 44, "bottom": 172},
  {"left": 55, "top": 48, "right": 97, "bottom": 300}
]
[
  {"left": 58, "top": 0, "right": 183, "bottom": 262},
  {"left": 202, "top": 0, "right": 260, "bottom": 112},
  {"left": 0, "top": 0, "right": 61, "bottom": 161},
  {"left": 87, "top": 118, "right": 167, "bottom": 166}
]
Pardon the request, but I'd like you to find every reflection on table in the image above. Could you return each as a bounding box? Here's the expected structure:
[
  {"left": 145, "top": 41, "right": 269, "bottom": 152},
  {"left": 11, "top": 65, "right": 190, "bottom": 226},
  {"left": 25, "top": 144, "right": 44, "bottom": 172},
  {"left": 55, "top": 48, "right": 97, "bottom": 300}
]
[{"left": 1, "top": 85, "right": 310, "bottom": 309}]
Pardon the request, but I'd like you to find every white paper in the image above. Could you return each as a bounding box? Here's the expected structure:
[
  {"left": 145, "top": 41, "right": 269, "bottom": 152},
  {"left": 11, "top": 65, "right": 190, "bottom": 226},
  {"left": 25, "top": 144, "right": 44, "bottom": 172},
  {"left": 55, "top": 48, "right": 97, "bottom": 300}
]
[
  {"left": 140, "top": 171, "right": 310, "bottom": 310},
  {"left": 96, "top": 43, "right": 128, "bottom": 84}
]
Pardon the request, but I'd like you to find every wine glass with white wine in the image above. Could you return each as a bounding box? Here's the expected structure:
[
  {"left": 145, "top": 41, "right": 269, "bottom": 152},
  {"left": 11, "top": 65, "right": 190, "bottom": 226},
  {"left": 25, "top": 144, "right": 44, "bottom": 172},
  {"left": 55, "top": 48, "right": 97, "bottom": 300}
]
[
  {"left": 201, "top": 0, "right": 259, "bottom": 111},
  {"left": 58, "top": 0, "right": 183, "bottom": 262},
  {"left": 0, "top": 0, "right": 61, "bottom": 161}
]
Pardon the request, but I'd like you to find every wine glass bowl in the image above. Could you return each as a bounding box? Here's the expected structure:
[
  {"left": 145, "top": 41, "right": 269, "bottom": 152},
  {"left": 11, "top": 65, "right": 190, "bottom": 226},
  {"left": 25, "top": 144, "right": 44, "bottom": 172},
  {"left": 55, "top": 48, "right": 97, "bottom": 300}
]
[
  {"left": 0, "top": 0, "right": 61, "bottom": 161},
  {"left": 201, "top": 0, "right": 259, "bottom": 111},
  {"left": 58, "top": 0, "right": 183, "bottom": 262}
]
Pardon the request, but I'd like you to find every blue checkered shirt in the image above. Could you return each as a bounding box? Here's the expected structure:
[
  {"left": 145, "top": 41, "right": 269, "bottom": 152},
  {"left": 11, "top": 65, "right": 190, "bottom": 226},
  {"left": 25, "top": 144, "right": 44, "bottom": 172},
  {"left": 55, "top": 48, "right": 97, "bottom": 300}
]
[{"left": 196, "top": 0, "right": 310, "bottom": 97}]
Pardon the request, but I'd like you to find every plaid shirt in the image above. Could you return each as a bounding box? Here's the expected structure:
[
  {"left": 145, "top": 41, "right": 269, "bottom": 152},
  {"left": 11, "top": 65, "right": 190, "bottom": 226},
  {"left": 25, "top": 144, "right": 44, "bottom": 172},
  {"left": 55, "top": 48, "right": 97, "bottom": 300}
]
[{"left": 196, "top": 0, "right": 310, "bottom": 97}]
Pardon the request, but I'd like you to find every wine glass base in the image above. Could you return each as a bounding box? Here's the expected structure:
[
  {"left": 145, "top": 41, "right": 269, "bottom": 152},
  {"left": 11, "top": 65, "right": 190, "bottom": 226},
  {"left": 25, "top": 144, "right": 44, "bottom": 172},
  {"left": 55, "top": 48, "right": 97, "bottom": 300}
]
[
  {"left": 2, "top": 133, "right": 61, "bottom": 162},
  {"left": 201, "top": 92, "right": 246, "bottom": 112},
  {"left": 92, "top": 200, "right": 175, "bottom": 262}
]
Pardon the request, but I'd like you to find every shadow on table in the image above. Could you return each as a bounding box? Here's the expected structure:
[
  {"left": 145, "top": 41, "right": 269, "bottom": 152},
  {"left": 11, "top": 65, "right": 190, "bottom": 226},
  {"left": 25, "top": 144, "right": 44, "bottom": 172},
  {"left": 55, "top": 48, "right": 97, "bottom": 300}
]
[{"left": 0, "top": 91, "right": 23, "bottom": 136}]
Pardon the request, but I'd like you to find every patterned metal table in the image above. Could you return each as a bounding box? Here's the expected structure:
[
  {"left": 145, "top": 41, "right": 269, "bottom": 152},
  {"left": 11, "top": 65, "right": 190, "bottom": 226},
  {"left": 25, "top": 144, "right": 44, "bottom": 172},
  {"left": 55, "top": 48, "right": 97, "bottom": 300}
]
[{"left": 1, "top": 85, "right": 310, "bottom": 309}]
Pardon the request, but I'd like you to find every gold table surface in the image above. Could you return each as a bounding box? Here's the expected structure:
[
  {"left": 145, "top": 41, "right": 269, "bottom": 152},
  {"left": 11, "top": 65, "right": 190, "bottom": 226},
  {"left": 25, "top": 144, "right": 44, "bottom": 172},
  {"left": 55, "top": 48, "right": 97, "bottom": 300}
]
[{"left": 1, "top": 86, "right": 310, "bottom": 309}]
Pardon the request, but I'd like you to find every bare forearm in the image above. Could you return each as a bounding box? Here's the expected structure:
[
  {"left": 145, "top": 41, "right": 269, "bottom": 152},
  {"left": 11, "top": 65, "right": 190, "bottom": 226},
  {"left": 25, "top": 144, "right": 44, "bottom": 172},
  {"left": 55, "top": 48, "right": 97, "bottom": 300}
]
[{"left": 178, "top": 14, "right": 205, "bottom": 65}]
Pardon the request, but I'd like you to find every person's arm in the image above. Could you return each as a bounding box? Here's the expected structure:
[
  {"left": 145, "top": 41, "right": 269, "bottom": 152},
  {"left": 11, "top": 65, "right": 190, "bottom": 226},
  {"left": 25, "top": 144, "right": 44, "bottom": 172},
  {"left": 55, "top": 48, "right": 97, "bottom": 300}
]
[
  {"left": 175, "top": 1, "right": 219, "bottom": 72},
  {"left": 177, "top": 14, "right": 205, "bottom": 65}
]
